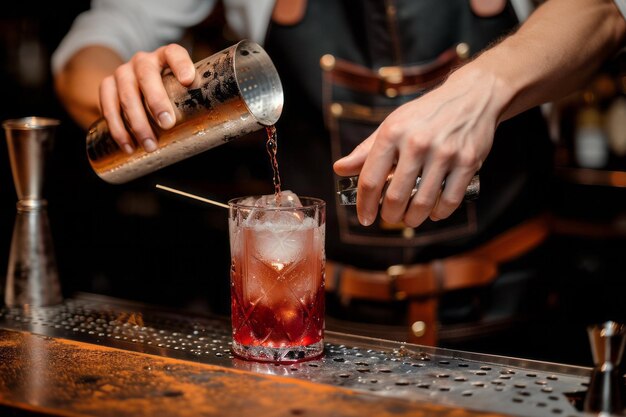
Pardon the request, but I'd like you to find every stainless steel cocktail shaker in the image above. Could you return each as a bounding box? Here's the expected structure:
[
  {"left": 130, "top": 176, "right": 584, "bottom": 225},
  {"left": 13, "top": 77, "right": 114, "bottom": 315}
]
[{"left": 86, "top": 39, "right": 283, "bottom": 184}]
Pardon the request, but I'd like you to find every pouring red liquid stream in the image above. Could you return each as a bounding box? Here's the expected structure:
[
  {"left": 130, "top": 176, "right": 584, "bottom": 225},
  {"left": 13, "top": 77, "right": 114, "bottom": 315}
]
[{"left": 265, "top": 125, "right": 282, "bottom": 202}]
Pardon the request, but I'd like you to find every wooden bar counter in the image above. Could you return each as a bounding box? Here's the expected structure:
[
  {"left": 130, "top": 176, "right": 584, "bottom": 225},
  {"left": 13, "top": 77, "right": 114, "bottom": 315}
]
[{"left": 0, "top": 294, "right": 592, "bottom": 417}]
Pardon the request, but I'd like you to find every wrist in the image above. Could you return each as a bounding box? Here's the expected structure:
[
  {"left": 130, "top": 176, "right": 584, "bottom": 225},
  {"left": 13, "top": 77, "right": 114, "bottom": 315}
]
[{"left": 447, "top": 59, "right": 515, "bottom": 124}]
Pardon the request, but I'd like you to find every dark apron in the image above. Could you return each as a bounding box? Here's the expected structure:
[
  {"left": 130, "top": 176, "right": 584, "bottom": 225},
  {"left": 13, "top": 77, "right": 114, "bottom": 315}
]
[{"left": 263, "top": 0, "right": 554, "bottom": 342}]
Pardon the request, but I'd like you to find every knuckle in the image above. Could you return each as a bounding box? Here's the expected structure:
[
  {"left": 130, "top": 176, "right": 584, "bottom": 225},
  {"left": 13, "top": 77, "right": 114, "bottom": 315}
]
[
  {"left": 134, "top": 64, "right": 160, "bottom": 83},
  {"left": 384, "top": 189, "right": 405, "bottom": 206},
  {"left": 411, "top": 195, "right": 433, "bottom": 211},
  {"left": 433, "top": 144, "right": 455, "bottom": 161},
  {"left": 358, "top": 177, "right": 378, "bottom": 193},
  {"left": 132, "top": 51, "right": 150, "bottom": 64},
  {"left": 100, "top": 75, "right": 114, "bottom": 90},
  {"left": 439, "top": 193, "right": 463, "bottom": 209},
  {"left": 405, "top": 138, "right": 428, "bottom": 157},
  {"left": 378, "top": 122, "right": 402, "bottom": 144},
  {"left": 163, "top": 43, "right": 179, "bottom": 54},
  {"left": 101, "top": 106, "right": 118, "bottom": 121},
  {"left": 135, "top": 66, "right": 150, "bottom": 85},
  {"left": 113, "top": 65, "right": 126, "bottom": 80},
  {"left": 113, "top": 65, "right": 134, "bottom": 85},
  {"left": 457, "top": 149, "right": 480, "bottom": 168},
  {"left": 135, "top": 67, "right": 160, "bottom": 91},
  {"left": 162, "top": 44, "right": 174, "bottom": 54}
]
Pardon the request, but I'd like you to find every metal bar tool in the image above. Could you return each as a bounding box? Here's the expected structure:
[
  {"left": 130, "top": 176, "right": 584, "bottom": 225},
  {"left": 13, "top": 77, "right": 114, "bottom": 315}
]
[{"left": 3, "top": 117, "right": 62, "bottom": 307}]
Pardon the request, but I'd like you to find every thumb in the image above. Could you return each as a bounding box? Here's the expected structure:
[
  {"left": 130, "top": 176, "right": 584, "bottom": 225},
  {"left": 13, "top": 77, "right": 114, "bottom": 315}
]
[{"left": 333, "top": 132, "right": 376, "bottom": 176}]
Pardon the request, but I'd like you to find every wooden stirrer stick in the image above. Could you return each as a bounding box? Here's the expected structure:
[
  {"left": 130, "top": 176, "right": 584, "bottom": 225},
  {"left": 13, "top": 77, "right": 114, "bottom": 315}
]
[{"left": 156, "top": 184, "right": 229, "bottom": 209}]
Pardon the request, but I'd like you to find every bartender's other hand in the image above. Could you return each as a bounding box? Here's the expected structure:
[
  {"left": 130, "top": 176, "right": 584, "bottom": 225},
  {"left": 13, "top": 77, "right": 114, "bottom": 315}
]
[
  {"left": 100, "top": 44, "right": 195, "bottom": 153},
  {"left": 334, "top": 67, "right": 503, "bottom": 227}
]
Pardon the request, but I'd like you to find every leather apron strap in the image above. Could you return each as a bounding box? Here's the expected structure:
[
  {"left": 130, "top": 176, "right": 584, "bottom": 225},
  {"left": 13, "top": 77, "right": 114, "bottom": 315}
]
[{"left": 326, "top": 215, "right": 552, "bottom": 346}]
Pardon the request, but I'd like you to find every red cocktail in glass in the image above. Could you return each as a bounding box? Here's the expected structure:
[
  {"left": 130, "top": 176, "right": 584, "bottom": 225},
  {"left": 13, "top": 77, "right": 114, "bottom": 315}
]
[{"left": 228, "top": 196, "right": 325, "bottom": 362}]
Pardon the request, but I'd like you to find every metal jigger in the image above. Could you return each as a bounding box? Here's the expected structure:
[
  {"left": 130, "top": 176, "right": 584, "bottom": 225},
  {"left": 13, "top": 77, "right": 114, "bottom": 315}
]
[
  {"left": 2, "top": 117, "right": 62, "bottom": 307},
  {"left": 584, "top": 321, "right": 626, "bottom": 415}
]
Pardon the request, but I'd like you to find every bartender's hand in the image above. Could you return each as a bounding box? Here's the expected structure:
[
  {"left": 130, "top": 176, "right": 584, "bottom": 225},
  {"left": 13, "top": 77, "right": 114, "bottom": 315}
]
[
  {"left": 334, "top": 0, "right": 626, "bottom": 229},
  {"left": 100, "top": 44, "right": 196, "bottom": 153},
  {"left": 334, "top": 66, "right": 505, "bottom": 228}
]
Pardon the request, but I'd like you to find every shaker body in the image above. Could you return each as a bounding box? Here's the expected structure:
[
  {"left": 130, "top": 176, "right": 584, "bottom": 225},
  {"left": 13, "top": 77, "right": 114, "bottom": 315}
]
[{"left": 86, "top": 40, "right": 283, "bottom": 184}]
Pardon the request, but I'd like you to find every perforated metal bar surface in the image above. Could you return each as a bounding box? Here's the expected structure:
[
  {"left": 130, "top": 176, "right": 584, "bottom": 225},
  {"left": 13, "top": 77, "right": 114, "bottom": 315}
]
[{"left": 0, "top": 294, "right": 594, "bottom": 417}]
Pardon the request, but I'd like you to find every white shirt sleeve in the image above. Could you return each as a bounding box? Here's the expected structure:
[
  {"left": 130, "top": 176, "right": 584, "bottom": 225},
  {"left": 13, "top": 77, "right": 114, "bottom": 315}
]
[
  {"left": 510, "top": 0, "right": 534, "bottom": 22},
  {"left": 51, "top": 0, "right": 216, "bottom": 74},
  {"left": 223, "top": 0, "right": 274, "bottom": 46}
]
